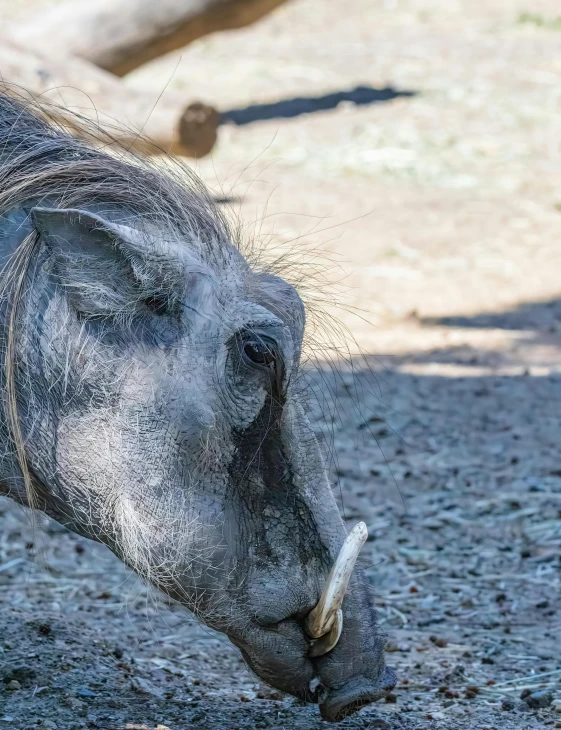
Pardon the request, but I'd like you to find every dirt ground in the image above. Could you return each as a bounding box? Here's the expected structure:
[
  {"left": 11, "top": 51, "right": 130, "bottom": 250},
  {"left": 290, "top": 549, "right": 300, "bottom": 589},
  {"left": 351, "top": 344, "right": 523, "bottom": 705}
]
[{"left": 1, "top": 0, "right": 561, "bottom": 728}]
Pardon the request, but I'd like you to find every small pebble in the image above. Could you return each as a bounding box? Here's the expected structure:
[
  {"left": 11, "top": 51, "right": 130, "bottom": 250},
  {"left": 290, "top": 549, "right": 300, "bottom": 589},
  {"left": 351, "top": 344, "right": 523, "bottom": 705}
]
[
  {"left": 130, "top": 676, "right": 163, "bottom": 698},
  {"left": 76, "top": 687, "right": 96, "bottom": 698},
  {"left": 523, "top": 690, "right": 553, "bottom": 709},
  {"left": 63, "top": 697, "right": 84, "bottom": 710},
  {"left": 501, "top": 699, "right": 515, "bottom": 711},
  {"left": 6, "top": 680, "right": 20, "bottom": 691},
  {"left": 552, "top": 699, "right": 561, "bottom": 714},
  {"left": 385, "top": 641, "right": 410, "bottom": 653}
]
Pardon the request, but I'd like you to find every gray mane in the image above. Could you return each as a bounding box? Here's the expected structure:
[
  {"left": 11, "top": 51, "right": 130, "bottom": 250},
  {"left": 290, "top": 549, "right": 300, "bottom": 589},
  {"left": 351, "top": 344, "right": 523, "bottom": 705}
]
[
  {"left": 0, "top": 91, "right": 232, "bottom": 259},
  {"left": 0, "top": 91, "right": 238, "bottom": 510}
]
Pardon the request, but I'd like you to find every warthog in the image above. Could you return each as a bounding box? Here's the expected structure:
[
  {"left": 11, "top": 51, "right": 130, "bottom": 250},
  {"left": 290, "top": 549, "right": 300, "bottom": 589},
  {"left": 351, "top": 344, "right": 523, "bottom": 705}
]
[{"left": 0, "top": 93, "right": 395, "bottom": 721}]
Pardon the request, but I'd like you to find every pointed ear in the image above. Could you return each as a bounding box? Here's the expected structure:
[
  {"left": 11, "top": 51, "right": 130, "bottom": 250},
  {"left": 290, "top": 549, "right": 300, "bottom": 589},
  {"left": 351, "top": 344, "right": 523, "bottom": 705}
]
[{"left": 30, "top": 207, "right": 176, "bottom": 318}]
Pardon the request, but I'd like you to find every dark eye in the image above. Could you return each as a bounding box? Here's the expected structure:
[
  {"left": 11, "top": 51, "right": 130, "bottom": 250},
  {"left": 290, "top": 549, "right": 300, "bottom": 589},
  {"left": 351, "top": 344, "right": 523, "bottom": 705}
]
[{"left": 243, "top": 337, "right": 277, "bottom": 367}]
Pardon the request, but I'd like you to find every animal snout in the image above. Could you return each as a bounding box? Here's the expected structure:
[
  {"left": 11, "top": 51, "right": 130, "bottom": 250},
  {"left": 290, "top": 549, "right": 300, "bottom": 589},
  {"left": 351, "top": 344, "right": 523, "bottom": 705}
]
[
  {"left": 252, "top": 523, "right": 368, "bottom": 656},
  {"left": 318, "top": 667, "right": 397, "bottom": 722}
]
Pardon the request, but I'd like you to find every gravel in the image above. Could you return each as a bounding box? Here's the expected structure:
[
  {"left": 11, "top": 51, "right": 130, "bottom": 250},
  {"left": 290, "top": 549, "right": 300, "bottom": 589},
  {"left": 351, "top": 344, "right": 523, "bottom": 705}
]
[{"left": 1, "top": 0, "right": 561, "bottom": 729}]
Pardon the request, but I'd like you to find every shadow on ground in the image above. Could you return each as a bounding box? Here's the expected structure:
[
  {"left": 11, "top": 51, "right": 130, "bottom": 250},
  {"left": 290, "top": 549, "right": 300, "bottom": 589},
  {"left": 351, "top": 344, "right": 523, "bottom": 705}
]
[
  {"left": 221, "top": 85, "right": 416, "bottom": 125},
  {"left": 408, "top": 296, "right": 561, "bottom": 370},
  {"left": 0, "top": 296, "right": 559, "bottom": 730},
  {"left": 421, "top": 297, "right": 561, "bottom": 333}
]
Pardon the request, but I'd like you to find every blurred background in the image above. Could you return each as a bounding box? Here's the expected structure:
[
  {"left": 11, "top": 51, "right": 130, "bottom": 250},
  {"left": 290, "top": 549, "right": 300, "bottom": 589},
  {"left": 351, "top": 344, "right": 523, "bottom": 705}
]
[{"left": 1, "top": 1, "right": 561, "bottom": 729}]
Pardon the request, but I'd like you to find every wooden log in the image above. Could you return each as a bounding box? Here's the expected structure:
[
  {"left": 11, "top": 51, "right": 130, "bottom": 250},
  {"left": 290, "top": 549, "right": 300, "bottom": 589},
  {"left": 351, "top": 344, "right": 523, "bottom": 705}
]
[
  {"left": 11, "top": 0, "right": 290, "bottom": 77},
  {"left": 0, "top": 39, "right": 219, "bottom": 158}
]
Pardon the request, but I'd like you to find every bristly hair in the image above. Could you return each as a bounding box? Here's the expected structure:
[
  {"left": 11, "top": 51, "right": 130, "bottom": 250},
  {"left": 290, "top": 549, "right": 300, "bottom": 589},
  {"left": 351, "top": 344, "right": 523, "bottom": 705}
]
[
  {"left": 0, "top": 88, "right": 390, "bottom": 522},
  {"left": 0, "top": 89, "right": 234, "bottom": 256},
  {"left": 0, "top": 88, "right": 238, "bottom": 510}
]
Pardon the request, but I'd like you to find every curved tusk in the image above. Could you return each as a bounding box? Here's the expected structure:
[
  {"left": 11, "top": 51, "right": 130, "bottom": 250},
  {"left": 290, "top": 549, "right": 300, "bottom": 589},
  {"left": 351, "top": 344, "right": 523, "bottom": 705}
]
[
  {"left": 308, "top": 608, "right": 343, "bottom": 657},
  {"left": 305, "top": 522, "right": 368, "bottom": 643}
]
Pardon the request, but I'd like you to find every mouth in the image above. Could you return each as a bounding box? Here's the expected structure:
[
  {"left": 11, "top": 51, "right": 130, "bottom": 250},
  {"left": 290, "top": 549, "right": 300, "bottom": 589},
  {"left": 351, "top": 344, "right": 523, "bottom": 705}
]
[
  {"left": 226, "top": 522, "right": 395, "bottom": 721},
  {"left": 236, "top": 620, "right": 395, "bottom": 720},
  {"left": 233, "top": 620, "right": 318, "bottom": 702}
]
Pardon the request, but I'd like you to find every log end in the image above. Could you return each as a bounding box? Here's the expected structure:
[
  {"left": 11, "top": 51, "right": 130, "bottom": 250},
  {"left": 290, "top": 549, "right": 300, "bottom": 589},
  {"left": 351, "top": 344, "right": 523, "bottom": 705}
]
[{"left": 178, "top": 102, "right": 220, "bottom": 158}]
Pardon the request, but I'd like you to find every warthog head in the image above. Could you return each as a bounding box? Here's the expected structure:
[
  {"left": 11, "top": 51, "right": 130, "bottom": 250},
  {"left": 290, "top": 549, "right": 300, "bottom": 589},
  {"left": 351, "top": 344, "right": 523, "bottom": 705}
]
[{"left": 0, "top": 93, "right": 395, "bottom": 720}]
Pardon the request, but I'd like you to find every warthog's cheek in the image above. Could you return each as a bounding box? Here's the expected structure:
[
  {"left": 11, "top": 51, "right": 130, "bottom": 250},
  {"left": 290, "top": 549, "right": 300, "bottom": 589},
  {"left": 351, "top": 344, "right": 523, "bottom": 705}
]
[{"left": 230, "top": 621, "right": 317, "bottom": 702}]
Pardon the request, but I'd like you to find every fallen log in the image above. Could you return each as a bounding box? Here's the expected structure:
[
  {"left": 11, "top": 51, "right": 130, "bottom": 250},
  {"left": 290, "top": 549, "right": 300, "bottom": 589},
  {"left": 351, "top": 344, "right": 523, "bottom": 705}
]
[
  {"left": 11, "top": 0, "right": 290, "bottom": 77},
  {"left": 0, "top": 40, "right": 219, "bottom": 157}
]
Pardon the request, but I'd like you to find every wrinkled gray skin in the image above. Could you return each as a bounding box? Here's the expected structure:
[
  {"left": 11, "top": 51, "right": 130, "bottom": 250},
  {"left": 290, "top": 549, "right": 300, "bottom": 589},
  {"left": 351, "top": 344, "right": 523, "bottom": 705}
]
[{"left": 0, "top": 100, "right": 394, "bottom": 721}]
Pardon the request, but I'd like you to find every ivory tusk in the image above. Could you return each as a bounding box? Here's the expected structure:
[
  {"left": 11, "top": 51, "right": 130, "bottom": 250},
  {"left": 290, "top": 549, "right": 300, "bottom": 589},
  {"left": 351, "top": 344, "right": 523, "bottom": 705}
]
[
  {"left": 308, "top": 608, "right": 343, "bottom": 657},
  {"left": 305, "top": 522, "right": 368, "bottom": 643}
]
